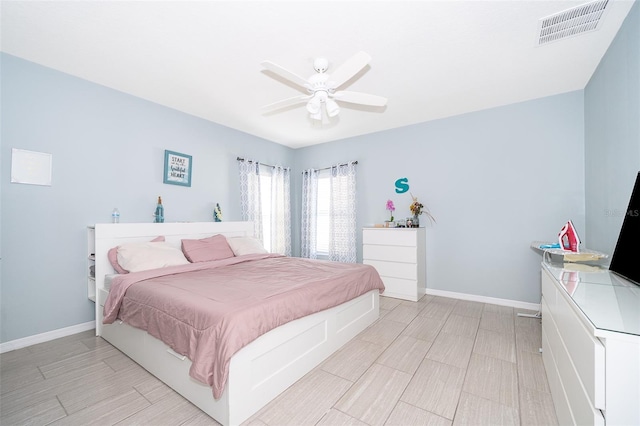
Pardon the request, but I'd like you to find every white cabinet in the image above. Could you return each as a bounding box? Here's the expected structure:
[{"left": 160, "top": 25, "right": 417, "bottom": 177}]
[
  {"left": 362, "top": 227, "right": 425, "bottom": 301},
  {"left": 87, "top": 226, "right": 96, "bottom": 302},
  {"left": 541, "top": 262, "right": 640, "bottom": 425}
]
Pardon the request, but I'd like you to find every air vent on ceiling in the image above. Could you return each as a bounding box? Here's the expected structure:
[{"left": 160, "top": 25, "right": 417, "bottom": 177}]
[{"left": 537, "top": 0, "right": 609, "bottom": 45}]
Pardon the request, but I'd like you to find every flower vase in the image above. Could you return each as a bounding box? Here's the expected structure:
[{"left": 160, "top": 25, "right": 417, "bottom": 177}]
[{"left": 412, "top": 214, "right": 419, "bottom": 227}]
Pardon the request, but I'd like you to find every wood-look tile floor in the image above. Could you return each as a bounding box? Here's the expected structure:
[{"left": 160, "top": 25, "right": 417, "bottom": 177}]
[{"left": 0, "top": 295, "right": 558, "bottom": 425}]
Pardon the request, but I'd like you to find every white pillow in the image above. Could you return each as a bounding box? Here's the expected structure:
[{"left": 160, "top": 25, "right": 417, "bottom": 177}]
[
  {"left": 117, "top": 241, "right": 190, "bottom": 273},
  {"left": 226, "top": 236, "right": 268, "bottom": 256}
]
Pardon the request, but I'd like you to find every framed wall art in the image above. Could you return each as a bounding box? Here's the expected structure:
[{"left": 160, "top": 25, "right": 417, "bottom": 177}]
[{"left": 163, "top": 150, "right": 192, "bottom": 187}]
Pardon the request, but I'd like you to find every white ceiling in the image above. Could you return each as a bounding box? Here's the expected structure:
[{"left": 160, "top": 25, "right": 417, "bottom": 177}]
[{"left": 1, "top": 1, "right": 635, "bottom": 149}]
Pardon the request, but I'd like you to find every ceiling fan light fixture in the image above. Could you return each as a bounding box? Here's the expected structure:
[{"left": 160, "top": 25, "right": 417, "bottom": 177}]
[
  {"left": 326, "top": 99, "right": 340, "bottom": 117},
  {"left": 306, "top": 97, "right": 321, "bottom": 114}
]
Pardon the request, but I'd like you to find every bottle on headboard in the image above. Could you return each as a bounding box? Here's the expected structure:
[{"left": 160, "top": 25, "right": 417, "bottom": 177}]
[
  {"left": 111, "top": 208, "right": 120, "bottom": 223},
  {"left": 154, "top": 196, "right": 164, "bottom": 223}
]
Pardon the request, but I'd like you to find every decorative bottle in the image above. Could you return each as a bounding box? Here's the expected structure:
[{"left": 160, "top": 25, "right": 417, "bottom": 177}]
[
  {"left": 111, "top": 208, "right": 120, "bottom": 223},
  {"left": 154, "top": 196, "right": 164, "bottom": 223}
]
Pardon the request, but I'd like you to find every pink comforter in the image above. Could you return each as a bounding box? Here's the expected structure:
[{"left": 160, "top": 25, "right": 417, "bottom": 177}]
[{"left": 103, "top": 254, "right": 384, "bottom": 399}]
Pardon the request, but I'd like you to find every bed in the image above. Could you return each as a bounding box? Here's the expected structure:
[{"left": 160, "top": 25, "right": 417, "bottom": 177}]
[{"left": 93, "top": 221, "right": 383, "bottom": 426}]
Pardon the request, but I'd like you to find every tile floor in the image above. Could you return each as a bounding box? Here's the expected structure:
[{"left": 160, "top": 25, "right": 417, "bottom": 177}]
[{"left": 0, "top": 295, "right": 558, "bottom": 425}]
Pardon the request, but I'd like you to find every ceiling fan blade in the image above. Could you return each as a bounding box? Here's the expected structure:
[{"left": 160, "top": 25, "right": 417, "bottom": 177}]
[
  {"left": 329, "top": 51, "right": 371, "bottom": 88},
  {"left": 261, "top": 95, "right": 311, "bottom": 112},
  {"left": 261, "top": 61, "right": 309, "bottom": 89},
  {"left": 333, "top": 91, "right": 387, "bottom": 107}
]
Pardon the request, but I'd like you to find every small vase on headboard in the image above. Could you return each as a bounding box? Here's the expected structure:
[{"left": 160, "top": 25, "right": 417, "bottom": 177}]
[
  {"left": 154, "top": 196, "right": 164, "bottom": 223},
  {"left": 213, "top": 203, "right": 223, "bottom": 222}
]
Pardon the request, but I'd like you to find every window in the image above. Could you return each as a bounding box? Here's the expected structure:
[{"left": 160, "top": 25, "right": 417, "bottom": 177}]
[
  {"left": 315, "top": 171, "right": 330, "bottom": 255},
  {"left": 259, "top": 172, "right": 272, "bottom": 252},
  {"left": 301, "top": 162, "right": 357, "bottom": 263}
]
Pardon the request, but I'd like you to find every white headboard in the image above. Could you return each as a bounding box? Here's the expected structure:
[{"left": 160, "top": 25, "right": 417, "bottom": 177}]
[{"left": 93, "top": 221, "right": 254, "bottom": 333}]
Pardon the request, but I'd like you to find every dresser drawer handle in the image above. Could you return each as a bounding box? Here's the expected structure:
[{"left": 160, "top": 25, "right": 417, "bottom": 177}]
[{"left": 166, "top": 348, "right": 186, "bottom": 361}]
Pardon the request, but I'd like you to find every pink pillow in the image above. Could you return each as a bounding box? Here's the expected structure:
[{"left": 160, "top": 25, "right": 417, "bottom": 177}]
[
  {"left": 181, "top": 234, "right": 235, "bottom": 262},
  {"left": 108, "top": 236, "right": 165, "bottom": 274}
]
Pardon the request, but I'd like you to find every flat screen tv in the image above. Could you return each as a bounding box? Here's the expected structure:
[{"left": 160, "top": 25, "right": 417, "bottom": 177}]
[{"left": 609, "top": 172, "right": 640, "bottom": 285}]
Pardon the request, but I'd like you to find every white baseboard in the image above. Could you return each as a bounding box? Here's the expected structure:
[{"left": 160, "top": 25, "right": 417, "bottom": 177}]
[
  {"left": 0, "top": 289, "right": 538, "bottom": 353},
  {"left": 0, "top": 321, "right": 96, "bottom": 354},
  {"left": 425, "top": 288, "right": 540, "bottom": 312},
  {"left": 0, "top": 289, "right": 539, "bottom": 354}
]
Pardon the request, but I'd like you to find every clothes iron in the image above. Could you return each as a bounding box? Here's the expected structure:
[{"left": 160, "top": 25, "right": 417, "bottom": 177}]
[{"left": 558, "top": 220, "right": 580, "bottom": 252}]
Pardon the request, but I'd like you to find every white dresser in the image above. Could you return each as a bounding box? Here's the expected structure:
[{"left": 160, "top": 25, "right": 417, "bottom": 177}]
[
  {"left": 362, "top": 227, "right": 425, "bottom": 301},
  {"left": 541, "top": 261, "right": 640, "bottom": 426}
]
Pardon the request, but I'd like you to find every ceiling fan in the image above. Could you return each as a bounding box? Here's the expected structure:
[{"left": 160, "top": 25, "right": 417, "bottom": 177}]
[{"left": 261, "top": 51, "right": 387, "bottom": 121}]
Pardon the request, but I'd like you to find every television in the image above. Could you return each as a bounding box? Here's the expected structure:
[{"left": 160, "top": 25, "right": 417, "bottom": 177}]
[{"left": 609, "top": 171, "right": 640, "bottom": 285}]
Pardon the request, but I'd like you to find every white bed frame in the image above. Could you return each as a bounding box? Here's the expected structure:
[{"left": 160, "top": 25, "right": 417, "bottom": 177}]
[{"left": 93, "top": 222, "right": 379, "bottom": 426}]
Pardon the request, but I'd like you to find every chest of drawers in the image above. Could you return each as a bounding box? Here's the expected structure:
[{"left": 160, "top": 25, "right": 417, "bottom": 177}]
[
  {"left": 541, "top": 262, "right": 640, "bottom": 425},
  {"left": 362, "top": 227, "right": 425, "bottom": 301}
]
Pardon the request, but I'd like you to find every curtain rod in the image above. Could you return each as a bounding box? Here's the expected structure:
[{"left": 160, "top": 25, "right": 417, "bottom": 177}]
[
  {"left": 236, "top": 157, "right": 283, "bottom": 169},
  {"left": 238, "top": 157, "right": 357, "bottom": 172},
  {"left": 302, "top": 161, "right": 358, "bottom": 173}
]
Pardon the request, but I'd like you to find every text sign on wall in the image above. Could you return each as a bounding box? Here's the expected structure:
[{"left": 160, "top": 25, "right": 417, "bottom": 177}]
[
  {"left": 395, "top": 177, "right": 409, "bottom": 194},
  {"left": 163, "top": 150, "right": 192, "bottom": 187}
]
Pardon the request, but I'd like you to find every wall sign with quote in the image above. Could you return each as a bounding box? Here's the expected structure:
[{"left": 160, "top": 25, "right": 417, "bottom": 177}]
[{"left": 163, "top": 150, "right": 192, "bottom": 187}]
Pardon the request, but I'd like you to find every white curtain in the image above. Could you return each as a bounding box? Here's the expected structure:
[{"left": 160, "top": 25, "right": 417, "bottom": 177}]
[
  {"left": 238, "top": 159, "right": 291, "bottom": 256},
  {"left": 300, "top": 169, "right": 319, "bottom": 259},
  {"left": 238, "top": 159, "right": 263, "bottom": 240},
  {"left": 269, "top": 165, "right": 291, "bottom": 256},
  {"left": 328, "top": 162, "right": 357, "bottom": 263}
]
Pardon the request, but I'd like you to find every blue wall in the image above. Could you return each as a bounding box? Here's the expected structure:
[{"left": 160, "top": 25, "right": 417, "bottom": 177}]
[
  {"left": 585, "top": 0, "right": 640, "bottom": 255},
  {"left": 0, "top": 53, "right": 294, "bottom": 343},
  {"left": 294, "top": 92, "right": 585, "bottom": 305}
]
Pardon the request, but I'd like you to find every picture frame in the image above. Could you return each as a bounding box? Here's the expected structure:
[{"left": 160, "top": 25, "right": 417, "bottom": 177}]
[{"left": 163, "top": 150, "right": 192, "bottom": 187}]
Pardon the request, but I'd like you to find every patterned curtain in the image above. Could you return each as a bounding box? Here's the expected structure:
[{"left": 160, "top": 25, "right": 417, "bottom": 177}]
[
  {"left": 328, "top": 162, "right": 357, "bottom": 263},
  {"left": 269, "top": 165, "right": 292, "bottom": 256},
  {"left": 300, "top": 169, "right": 319, "bottom": 259},
  {"left": 237, "top": 159, "right": 263, "bottom": 241}
]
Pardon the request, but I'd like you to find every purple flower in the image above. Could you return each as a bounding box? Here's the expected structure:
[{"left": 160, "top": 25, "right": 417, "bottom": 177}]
[{"left": 386, "top": 199, "right": 396, "bottom": 222}]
